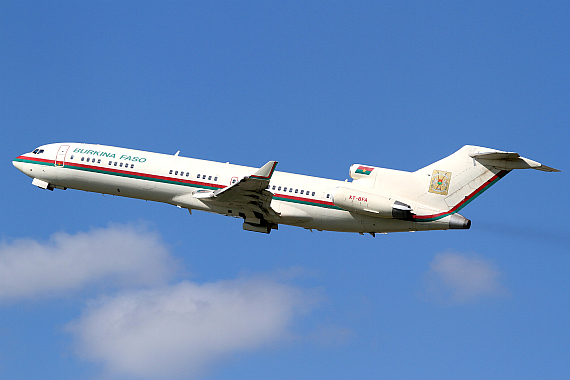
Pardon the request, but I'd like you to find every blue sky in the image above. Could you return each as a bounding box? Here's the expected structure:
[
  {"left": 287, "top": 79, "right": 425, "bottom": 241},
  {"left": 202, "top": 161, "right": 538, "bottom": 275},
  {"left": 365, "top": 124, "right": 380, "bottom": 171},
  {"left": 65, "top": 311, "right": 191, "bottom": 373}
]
[{"left": 1, "top": 1, "right": 568, "bottom": 379}]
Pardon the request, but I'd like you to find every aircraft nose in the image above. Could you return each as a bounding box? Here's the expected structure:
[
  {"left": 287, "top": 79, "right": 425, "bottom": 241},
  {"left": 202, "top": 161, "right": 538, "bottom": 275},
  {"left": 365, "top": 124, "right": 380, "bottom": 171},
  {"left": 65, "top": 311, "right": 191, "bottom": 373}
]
[{"left": 13, "top": 157, "right": 24, "bottom": 172}]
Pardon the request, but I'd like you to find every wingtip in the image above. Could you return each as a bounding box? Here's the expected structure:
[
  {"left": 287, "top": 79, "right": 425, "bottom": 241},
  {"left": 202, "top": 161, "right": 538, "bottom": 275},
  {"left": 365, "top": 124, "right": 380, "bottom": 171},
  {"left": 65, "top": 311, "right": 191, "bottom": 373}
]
[{"left": 251, "top": 161, "right": 279, "bottom": 180}]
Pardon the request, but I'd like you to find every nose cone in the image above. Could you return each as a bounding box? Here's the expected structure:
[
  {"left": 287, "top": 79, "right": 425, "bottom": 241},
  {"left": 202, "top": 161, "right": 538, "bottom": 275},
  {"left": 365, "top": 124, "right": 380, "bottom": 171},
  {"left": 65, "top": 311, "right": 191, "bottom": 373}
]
[{"left": 13, "top": 157, "right": 24, "bottom": 172}]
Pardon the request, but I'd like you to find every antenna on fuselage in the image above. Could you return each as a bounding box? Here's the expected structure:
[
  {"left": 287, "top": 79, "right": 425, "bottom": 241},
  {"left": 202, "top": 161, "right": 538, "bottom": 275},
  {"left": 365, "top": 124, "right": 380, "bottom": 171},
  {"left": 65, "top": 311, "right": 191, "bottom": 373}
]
[{"left": 174, "top": 151, "right": 180, "bottom": 156}]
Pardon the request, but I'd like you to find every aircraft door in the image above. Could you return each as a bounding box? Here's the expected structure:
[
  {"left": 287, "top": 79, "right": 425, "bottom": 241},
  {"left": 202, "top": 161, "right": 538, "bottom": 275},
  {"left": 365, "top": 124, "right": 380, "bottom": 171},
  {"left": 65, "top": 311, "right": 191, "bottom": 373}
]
[{"left": 55, "top": 145, "right": 70, "bottom": 167}]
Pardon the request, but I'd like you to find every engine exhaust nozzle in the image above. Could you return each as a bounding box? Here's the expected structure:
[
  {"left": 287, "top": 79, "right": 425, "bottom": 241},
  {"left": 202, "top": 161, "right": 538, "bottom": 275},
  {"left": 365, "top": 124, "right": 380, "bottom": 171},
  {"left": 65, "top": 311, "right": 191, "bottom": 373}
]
[{"left": 449, "top": 214, "right": 471, "bottom": 229}]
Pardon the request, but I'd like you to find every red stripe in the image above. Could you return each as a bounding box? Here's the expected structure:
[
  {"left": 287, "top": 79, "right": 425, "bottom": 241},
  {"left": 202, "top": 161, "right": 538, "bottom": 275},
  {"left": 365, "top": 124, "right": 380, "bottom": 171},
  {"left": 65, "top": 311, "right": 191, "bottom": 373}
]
[
  {"left": 21, "top": 156, "right": 227, "bottom": 189},
  {"left": 133, "top": 170, "right": 225, "bottom": 189},
  {"left": 19, "top": 155, "right": 330, "bottom": 207},
  {"left": 16, "top": 155, "right": 53, "bottom": 164},
  {"left": 276, "top": 193, "right": 335, "bottom": 207},
  {"left": 412, "top": 171, "right": 507, "bottom": 220},
  {"left": 24, "top": 156, "right": 331, "bottom": 206}
]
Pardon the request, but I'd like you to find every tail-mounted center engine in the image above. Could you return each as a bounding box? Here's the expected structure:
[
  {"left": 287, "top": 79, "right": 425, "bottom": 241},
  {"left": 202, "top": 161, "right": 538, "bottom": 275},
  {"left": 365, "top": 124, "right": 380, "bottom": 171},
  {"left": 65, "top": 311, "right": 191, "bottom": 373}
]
[{"left": 332, "top": 187, "right": 414, "bottom": 220}]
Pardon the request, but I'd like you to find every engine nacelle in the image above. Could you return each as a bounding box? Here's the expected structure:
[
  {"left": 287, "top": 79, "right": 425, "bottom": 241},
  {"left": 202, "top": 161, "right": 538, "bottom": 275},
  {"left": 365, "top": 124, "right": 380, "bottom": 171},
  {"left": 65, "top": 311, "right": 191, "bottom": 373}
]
[{"left": 332, "top": 187, "right": 413, "bottom": 220}]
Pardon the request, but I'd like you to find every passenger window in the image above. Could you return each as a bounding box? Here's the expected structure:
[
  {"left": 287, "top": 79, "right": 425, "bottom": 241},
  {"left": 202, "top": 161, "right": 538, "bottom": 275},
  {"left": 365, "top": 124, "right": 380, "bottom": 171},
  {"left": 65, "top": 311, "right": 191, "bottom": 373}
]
[
  {"left": 169, "top": 170, "right": 173, "bottom": 174},
  {"left": 98, "top": 159, "right": 101, "bottom": 164},
  {"left": 312, "top": 192, "right": 315, "bottom": 196},
  {"left": 214, "top": 177, "right": 218, "bottom": 181},
  {"left": 186, "top": 172, "right": 189, "bottom": 177},
  {"left": 208, "top": 176, "right": 212, "bottom": 180},
  {"left": 300, "top": 190, "right": 304, "bottom": 194},
  {"left": 120, "top": 163, "right": 123, "bottom": 167},
  {"left": 180, "top": 172, "right": 184, "bottom": 176},
  {"left": 203, "top": 175, "right": 206, "bottom": 179},
  {"left": 327, "top": 194, "right": 330, "bottom": 198},
  {"left": 175, "top": 171, "right": 178, "bottom": 175},
  {"left": 81, "top": 157, "right": 84, "bottom": 161},
  {"left": 284, "top": 187, "right": 287, "bottom": 192},
  {"left": 197, "top": 174, "right": 200, "bottom": 178},
  {"left": 114, "top": 162, "right": 117, "bottom": 166},
  {"left": 131, "top": 164, "right": 134, "bottom": 169},
  {"left": 109, "top": 161, "right": 112, "bottom": 165},
  {"left": 272, "top": 185, "right": 276, "bottom": 190},
  {"left": 289, "top": 188, "right": 293, "bottom": 193},
  {"left": 70, "top": 155, "right": 74, "bottom": 160},
  {"left": 278, "top": 186, "right": 281, "bottom": 191}
]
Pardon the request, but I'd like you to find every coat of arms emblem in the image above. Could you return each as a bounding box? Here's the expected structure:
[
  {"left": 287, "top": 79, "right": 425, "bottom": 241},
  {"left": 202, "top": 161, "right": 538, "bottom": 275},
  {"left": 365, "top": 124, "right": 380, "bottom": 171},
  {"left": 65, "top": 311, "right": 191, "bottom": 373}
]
[{"left": 429, "top": 170, "right": 452, "bottom": 195}]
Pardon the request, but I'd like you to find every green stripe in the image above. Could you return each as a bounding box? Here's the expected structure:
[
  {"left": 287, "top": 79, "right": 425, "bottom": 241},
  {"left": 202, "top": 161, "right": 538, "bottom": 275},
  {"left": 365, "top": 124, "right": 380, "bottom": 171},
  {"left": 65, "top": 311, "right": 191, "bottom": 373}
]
[
  {"left": 17, "top": 158, "right": 219, "bottom": 190},
  {"left": 18, "top": 158, "right": 333, "bottom": 207},
  {"left": 412, "top": 172, "right": 506, "bottom": 222},
  {"left": 273, "top": 196, "right": 342, "bottom": 210},
  {"left": 68, "top": 164, "right": 219, "bottom": 190},
  {"left": 14, "top": 157, "right": 52, "bottom": 166}
]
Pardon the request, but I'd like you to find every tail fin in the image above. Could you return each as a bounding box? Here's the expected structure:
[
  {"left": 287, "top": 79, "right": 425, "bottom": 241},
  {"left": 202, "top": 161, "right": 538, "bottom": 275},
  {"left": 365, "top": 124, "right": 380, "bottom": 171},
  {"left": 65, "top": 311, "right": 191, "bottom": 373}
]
[
  {"left": 367, "top": 145, "right": 559, "bottom": 218},
  {"left": 413, "top": 145, "right": 559, "bottom": 214}
]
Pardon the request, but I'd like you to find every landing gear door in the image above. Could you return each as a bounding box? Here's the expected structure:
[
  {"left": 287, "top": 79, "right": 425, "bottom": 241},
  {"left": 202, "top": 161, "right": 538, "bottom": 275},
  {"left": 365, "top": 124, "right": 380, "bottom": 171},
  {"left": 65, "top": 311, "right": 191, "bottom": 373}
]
[{"left": 55, "top": 145, "right": 70, "bottom": 167}]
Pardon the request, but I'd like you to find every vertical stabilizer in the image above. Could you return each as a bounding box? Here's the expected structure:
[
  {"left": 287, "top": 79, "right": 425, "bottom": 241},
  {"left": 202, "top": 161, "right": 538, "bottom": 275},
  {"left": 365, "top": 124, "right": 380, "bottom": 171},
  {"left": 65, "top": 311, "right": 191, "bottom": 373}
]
[
  {"left": 369, "top": 145, "right": 558, "bottom": 218},
  {"left": 411, "top": 145, "right": 559, "bottom": 216},
  {"left": 412, "top": 145, "right": 509, "bottom": 214}
]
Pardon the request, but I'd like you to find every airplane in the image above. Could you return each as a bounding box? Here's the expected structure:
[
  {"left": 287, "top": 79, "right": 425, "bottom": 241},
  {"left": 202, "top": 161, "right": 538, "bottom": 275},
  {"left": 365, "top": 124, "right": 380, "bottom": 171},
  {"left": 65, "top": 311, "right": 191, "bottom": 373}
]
[{"left": 13, "top": 143, "right": 559, "bottom": 235}]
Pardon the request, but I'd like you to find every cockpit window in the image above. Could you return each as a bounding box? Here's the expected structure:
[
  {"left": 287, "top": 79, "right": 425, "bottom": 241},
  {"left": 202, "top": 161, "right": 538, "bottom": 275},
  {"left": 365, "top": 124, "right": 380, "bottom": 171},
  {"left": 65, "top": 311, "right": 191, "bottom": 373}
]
[{"left": 32, "top": 148, "right": 44, "bottom": 154}]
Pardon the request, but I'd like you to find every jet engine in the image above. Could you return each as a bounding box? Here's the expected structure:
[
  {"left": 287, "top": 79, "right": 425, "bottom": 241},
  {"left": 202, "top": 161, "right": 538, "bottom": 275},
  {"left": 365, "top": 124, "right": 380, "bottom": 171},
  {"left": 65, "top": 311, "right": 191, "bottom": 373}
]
[
  {"left": 332, "top": 187, "right": 413, "bottom": 220},
  {"left": 349, "top": 164, "right": 379, "bottom": 180}
]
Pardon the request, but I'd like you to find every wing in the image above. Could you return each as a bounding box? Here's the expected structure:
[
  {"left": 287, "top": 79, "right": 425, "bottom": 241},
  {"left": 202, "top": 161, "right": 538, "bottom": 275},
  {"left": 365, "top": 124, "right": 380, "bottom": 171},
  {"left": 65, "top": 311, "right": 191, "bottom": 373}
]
[{"left": 193, "top": 161, "right": 279, "bottom": 222}]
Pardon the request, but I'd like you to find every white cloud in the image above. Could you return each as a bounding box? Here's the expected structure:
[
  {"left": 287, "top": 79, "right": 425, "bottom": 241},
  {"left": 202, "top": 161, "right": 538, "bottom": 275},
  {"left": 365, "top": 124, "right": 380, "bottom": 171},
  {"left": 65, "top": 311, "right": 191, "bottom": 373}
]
[
  {"left": 67, "top": 277, "right": 317, "bottom": 379},
  {"left": 1, "top": 224, "right": 320, "bottom": 378},
  {"left": 423, "top": 252, "right": 508, "bottom": 304},
  {"left": 0, "top": 223, "right": 178, "bottom": 301}
]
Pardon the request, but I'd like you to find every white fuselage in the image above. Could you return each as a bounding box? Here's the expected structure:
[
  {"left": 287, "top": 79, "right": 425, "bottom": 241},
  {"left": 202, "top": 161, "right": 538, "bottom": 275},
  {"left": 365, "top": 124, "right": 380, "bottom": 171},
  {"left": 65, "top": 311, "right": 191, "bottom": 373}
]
[{"left": 13, "top": 142, "right": 455, "bottom": 234}]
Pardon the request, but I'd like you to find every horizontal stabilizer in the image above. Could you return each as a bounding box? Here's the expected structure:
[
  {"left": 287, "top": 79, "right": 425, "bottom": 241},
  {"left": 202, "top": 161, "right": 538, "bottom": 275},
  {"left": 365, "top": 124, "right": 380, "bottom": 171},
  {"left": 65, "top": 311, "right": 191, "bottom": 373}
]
[
  {"left": 470, "top": 151, "right": 560, "bottom": 172},
  {"left": 470, "top": 152, "right": 520, "bottom": 160}
]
